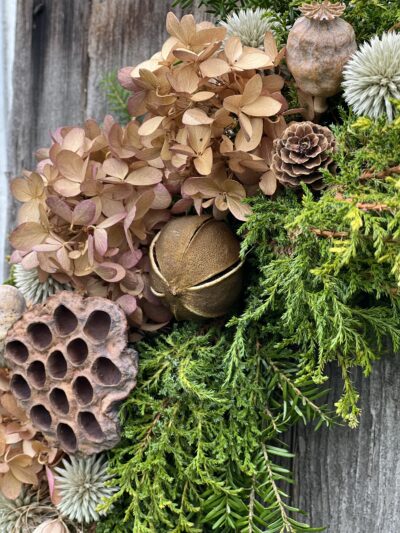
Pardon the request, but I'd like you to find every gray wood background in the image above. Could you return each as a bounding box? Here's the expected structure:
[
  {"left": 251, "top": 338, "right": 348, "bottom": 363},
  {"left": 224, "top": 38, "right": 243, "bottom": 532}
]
[{"left": 6, "top": 1, "right": 400, "bottom": 531}]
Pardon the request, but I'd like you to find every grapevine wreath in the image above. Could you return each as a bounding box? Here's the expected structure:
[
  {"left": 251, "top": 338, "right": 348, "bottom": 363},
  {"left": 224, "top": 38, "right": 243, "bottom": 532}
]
[{"left": 1, "top": 1, "right": 400, "bottom": 531}]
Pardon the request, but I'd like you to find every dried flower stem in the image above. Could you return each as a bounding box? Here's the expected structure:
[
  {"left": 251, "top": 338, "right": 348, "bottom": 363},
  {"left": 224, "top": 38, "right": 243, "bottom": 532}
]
[
  {"left": 360, "top": 165, "right": 400, "bottom": 181},
  {"left": 335, "top": 193, "right": 391, "bottom": 212},
  {"left": 310, "top": 228, "right": 349, "bottom": 238}
]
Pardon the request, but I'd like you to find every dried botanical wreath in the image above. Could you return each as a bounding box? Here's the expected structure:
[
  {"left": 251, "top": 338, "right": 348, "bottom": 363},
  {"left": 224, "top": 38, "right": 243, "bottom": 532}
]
[{"left": 1, "top": 1, "right": 400, "bottom": 532}]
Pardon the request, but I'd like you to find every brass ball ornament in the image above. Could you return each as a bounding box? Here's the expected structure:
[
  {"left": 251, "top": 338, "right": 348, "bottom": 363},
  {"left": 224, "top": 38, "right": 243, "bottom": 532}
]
[{"left": 149, "top": 216, "right": 244, "bottom": 321}]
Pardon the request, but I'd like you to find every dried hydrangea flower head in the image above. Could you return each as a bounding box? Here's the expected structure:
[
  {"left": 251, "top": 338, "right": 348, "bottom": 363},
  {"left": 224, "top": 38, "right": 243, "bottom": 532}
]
[
  {"left": 4, "top": 291, "right": 138, "bottom": 455},
  {"left": 220, "top": 8, "right": 279, "bottom": 48},
  {"left": 0, "top": 368, "right": 59, "bottom": 499},
  {"left": 271, "top": 121, "right": 336, "bottom": 190},
  {"left": 9, "top": 118, "right": 175, "bottom": 331},
  {"left": 118, "top": 11, "right": 289, "bottom": 211},
  {"left": 343, "top": 32, "right": 400, "bottom": 122},
  {"left": 54, "top": 455, "right": 116, "bottom": 524}
]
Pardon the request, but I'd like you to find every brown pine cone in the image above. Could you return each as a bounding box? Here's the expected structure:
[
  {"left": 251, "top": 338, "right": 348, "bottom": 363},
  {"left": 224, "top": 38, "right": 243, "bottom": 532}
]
[{"left": 271, "top": 121, "right": 336, "bottom": 190}]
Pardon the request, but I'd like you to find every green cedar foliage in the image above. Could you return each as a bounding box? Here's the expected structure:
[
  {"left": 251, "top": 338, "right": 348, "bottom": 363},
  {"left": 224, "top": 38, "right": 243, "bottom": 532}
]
[
  {"left": 100, "top": 71, "right": 131, "bottom": 125},
  {"left": 98, "top": 6, "right": 400, "bottom": 524},
  {"left": 233, "top": 108, "right": 400, "bottom": 427},
  {"left": 98, "top": 324, "right": 331, "bottom": 532}
]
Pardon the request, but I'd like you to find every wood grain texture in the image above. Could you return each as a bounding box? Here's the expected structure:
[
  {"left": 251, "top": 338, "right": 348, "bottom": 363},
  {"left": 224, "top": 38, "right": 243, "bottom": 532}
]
[
  {"left": 86, "top": 0, "right": 209, "bottom": 120},
  {"left": 289, "top": 356, "right": 400, "bottom": 532},
  {"left": 8, "top": 0, "right": 91, "bottom": 254},
  {"left": 8, "top": 2, "right": 400, "bottom": 532},
  {"left": 12, "top": 0, "right": 91, "bottom": 165}
]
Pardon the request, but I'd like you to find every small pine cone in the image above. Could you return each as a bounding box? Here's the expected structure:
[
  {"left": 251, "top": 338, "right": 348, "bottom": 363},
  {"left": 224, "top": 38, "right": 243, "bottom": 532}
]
[{"left": 271, "top": 121, "right": 336, "bottom": 190}]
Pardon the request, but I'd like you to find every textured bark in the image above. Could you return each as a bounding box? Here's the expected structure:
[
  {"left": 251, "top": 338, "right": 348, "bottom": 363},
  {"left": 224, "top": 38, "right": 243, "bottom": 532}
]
[{"left": 8, "top": 1, "right": 400, "bottom": 531}]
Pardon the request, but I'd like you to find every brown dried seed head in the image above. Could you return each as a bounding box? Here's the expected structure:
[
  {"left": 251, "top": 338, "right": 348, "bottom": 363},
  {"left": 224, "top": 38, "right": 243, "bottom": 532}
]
[
  {"left": 4, "top": 291, "right": 138, "bottom": 455},
  {"left": 300, "top": 1, "right": 346, "bottom": 21},
  {"left": 149, "top": 216, "right": 243, "bottom": 321},
  {"left": 271, "top": 121, "right": 336, "bottom": 191}
]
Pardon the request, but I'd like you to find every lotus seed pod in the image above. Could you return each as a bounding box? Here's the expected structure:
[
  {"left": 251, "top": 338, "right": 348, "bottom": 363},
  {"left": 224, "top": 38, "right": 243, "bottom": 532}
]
[
  {"left": 3, "top": 291, "right": 138, "bottom": 455},
  {"left": 0, "top": 285, "right": 26, "bottom": 366},
  {"left": 286, "top": 1, "right": 356, "bottom": 113},
  {"left": 149, "top": 216, "right": 243, "bottom": 321}
]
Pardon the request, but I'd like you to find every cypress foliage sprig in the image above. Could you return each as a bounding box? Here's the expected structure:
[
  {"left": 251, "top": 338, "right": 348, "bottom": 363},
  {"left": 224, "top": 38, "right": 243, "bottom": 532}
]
[
  {"left": 98, "top": 324, "right": 331, "bottom": 532},
  {"left": 232, "top": 108, "right": 400, "bottom": 427},
  {"left": 99, "top": 71, "right": 131, "bottom": 124}
]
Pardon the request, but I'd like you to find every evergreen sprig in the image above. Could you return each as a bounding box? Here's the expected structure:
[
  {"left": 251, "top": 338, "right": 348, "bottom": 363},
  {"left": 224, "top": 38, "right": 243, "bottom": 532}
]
[
  {"left": 231, "top": 108, "right": 400, "bottom": 427},
  {"left": 100, "top": 71, "right": 131, "bottom": 125},
  {"left": 98, "top": 324, "right": 330, "bottom": 532}
]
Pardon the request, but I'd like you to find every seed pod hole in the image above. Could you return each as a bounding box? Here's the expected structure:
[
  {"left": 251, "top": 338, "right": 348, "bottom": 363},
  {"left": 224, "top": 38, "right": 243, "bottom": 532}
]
[
  {"left": 54, "top": 305, "right": 78, "bottom": 336},
  {"left": 10, "top": 374, "right": 31, "bottom": 399},
  {"left": 5, "top": 340, "right": 29, "bottom": 364},
  {"left": 30, "top": 404, "right": 52, "bottom": 430},
  {"left": 84, "top": 310, "right": 111, "bottom": 341},
  {"left": 27, "top": 322, "right": 52, "bottom": 350},
  {"left": 73, "top": 376, "right": 94, "bottom": 405},
  {"left": 27, "top": 360, "right": 46, "bottom": 388},
  {"left": 67, "top": 338, "right": 88, "bottom": 365},
  {"left": 47, "top": 351, "right": 68, "bottom": 379},
  {"left": 78, "top": 411, "right": 104, "bottom": 441},
  {"left": 50, "top": 387, "right": 70, "bottom": 414},
  {"left": 92, "top": 357, "right": 121, "bottom": 385},
  {"left": 57, "top": 423, "right": 77, "bottom": 453}
]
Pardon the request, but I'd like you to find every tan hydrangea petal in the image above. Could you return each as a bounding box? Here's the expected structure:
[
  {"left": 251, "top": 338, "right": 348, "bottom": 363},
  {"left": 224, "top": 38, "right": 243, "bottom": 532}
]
[
  {"left": 182, "top": 108, "right": 214, "bottom": 126},
  {"left": 241, "top": 96, "right": 282, "bottom": 117},
  {"left": 200, "top": 57, "right": 230, "bottom": 78},
  {"left": 0, "top": 471, "right": 22, "bottom": 499}
]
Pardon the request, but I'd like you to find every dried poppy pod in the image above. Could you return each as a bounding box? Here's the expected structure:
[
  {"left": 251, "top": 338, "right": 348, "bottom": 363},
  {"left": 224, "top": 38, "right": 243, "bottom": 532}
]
[
  {"left": 286, "top": 1, "right": 356, "bottom": 114},
  {"left": 149, "top": 216, "right": 243, "bottom": 320}
]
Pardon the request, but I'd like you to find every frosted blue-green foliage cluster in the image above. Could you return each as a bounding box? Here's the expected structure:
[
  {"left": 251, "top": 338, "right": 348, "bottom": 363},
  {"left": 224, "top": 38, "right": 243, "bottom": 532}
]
[
  {"left": 55, "top": 455, "right": 116, "bottom": 524},
  {"left": 219, "top": 8, "right": 279, "bottom": 47},
  {"left": 13, "top": 263, "right": 70, "bottom": 305},
  {"left": 0, "top": 489, "right": 55, "bottom": 532},
  {"left": 343, "top": 32, "right": 400, "bottom": 121}
]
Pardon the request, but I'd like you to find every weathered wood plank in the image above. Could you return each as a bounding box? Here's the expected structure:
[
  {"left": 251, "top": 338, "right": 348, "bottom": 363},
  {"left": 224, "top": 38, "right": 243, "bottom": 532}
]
[
  {"left": 7, "top": 0, "right": 92, "bottom": 265},
  {"left": 290, "top": 356, "right": 400, "bottom": 532},
  {"left": 11, "top": 0, "right": 91, "bottom": 166},
  {"left": 0, "top": 0, "right": 17, "bottom": 280},
  {"left": 86, "top": 0, "right": 209, "bottom": 120}
]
